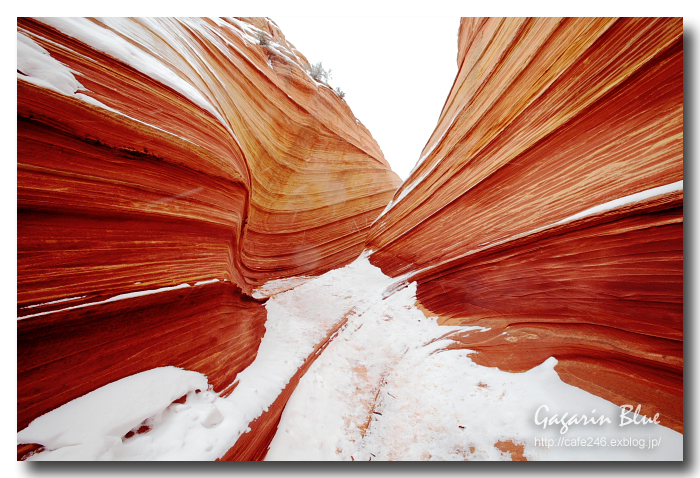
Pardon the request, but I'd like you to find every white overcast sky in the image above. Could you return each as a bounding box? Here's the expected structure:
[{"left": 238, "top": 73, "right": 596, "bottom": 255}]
[{"left": 272, "top": 17, "right": 460, "bottom": 181}]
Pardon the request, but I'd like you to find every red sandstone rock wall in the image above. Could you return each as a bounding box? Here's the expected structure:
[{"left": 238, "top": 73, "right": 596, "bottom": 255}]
[
  {"left": 18, "top": 17, "right": 400, "bottom": 307},
  {"left": 17, "top": 17, "right": 399, "bottom": 435},
  {"left": 18, "top": 282, "right": 266, "bottom": 432},
  {"left": 368, "top": 18, "right": 683, "bottom": 433}
]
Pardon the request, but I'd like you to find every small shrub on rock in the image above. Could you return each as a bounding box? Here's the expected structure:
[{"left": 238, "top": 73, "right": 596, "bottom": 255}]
[{"left": 310, "top": 61, "right": 332, "bottom": 83}]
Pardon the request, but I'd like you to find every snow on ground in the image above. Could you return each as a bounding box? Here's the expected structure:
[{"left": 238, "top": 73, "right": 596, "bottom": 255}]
[
  {"left": 19, "top": 254, "right": 409, "bottom": 460},
  {"left": 20, "top": 253, "right": 682, "bottom": 460},
  {"left": 265, "top": 255, "right": 683, "bottom": 461},
  {"left": 18, "top": 367, "right": 208, "bottom": 456},
  {"left": 19, "top": 268, "right": 350, "bottom": 460}
]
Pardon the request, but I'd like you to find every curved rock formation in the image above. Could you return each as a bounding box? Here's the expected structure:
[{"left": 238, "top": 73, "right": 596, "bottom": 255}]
[
  {"left": 368, "top": 18, "right": 683, "bottom": 432},
  {"left": 18, "top": 17, "right": 399, "bottom": 307},
  {"left": 18, "top": 16, "right": 684, "bottom": 461},
  {"left": 18, "top": 282, "right": 266, "bottom": 432},
  {"left": 17, "top": 16, "right": 400, "bottom": 437}
]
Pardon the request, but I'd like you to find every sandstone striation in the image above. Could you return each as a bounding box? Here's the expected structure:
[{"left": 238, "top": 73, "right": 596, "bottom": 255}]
[
  {"left": 17, "top": 16, "right": 400, "bottom": 442},
  {"left": 367, "top": 18, "right": 683, "bottom": 433},
  {"left": 17, "top": 16, "right": 683, "bottom": 460}
]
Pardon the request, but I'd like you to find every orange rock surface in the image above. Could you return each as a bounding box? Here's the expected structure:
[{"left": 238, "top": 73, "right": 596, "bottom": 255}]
[
  {"left": 18, "top": 17, "right": 400, "bottom": 307},
  {"left": 17, "top": 16, "right": 684, "bottom": 460},
  {"left": 368, "top": 18, "right": 683, "bottom": 432},
  {"left": 17, "top": 16, "right": 399, "bottom": 437},
  {"left": 18, "top": 282, "right": 265, "bottom": 432}
]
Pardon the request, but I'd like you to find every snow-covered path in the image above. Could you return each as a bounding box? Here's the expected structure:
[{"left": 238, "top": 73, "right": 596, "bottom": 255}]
[
  {"left": 265, "top": 253, "right": 683, "bottom": 461},
  {"left": 20, "top": 253, "right": 682, "bottom": 461}
]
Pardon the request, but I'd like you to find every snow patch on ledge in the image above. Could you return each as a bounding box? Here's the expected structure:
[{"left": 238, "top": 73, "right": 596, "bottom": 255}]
[
  {"left": 553, "top": 180, "right": 683, "bottom": 226},
  {"left": 18, "top": 283, "right": 191, "bottom": 320},
  {"left": 18, "top": 367, "right": 208, "bottom": 450},
  {"left": 194, "top": 278, "right": 220, "bottom": 286},
  {"left": 34, "top": 18, "right": 227, "bottom": 126},
  {"left": 17, "top": 31, "right": 82, "bottom": 96},
  {"left": 20, "top": 278, "right": 223, "bottom": 318},
  {"left": 17, "top": 30, "right": 204, "bottom": 150},
  {"left": 20, "top": 296, "right": 86, "bottom": 310},
  {"left": 17, "top": 31, "right": 118, "bottom": 114}
]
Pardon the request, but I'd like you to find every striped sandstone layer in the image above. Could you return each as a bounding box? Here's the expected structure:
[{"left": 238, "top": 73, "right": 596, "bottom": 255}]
[
  {"left": 367, "top": 18, "right": 683, "bottom": 433},
  {"left": 17, "top": 16, "right": 400, "bottom": 438}
]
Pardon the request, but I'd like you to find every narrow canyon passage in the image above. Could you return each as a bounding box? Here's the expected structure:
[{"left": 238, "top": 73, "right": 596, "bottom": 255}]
[{"left": 17, "top": 16, "right": 683, "bottom": 462}]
